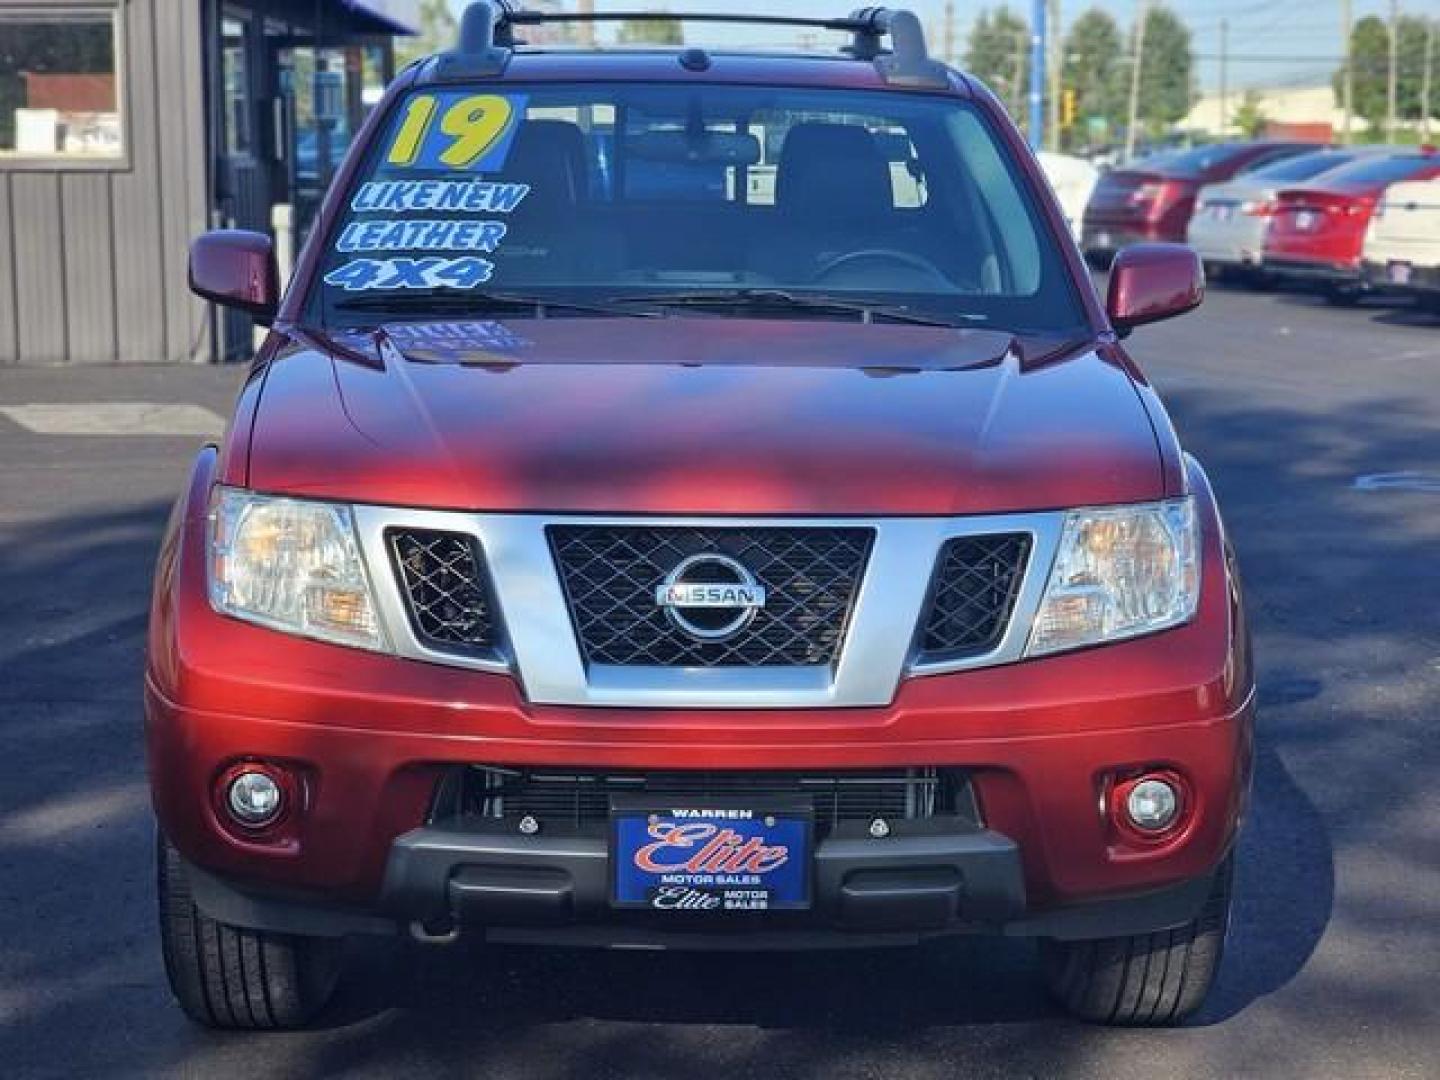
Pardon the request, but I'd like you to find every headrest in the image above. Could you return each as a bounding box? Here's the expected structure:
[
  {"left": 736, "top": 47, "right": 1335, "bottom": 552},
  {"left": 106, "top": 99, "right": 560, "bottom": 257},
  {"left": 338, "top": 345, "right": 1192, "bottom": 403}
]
[
  {"left": 502, "top": 119, "right": 588, "bottom": 211},
  {"left": 775, "top": 122, "right": 892, "bottom": 220}
]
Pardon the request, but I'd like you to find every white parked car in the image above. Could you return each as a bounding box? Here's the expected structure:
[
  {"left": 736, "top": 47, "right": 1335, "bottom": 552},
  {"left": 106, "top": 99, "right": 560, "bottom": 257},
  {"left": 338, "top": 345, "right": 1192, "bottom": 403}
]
[
  {"left": 1361, "top": 177, "right": 1440, "bottom": 305},
  {"left": 1187, "top": 148, "right": 1384, "bottom": 283},
  {"left": 1036, "top": 151, "right": 1099, "bottom": 241}
]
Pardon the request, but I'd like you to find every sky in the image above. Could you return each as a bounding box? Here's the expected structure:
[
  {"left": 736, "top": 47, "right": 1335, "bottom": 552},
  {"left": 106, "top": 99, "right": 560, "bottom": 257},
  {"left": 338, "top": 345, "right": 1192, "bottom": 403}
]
[{"left": 447, "top": 1, "right": 1440, "bottom": 93}]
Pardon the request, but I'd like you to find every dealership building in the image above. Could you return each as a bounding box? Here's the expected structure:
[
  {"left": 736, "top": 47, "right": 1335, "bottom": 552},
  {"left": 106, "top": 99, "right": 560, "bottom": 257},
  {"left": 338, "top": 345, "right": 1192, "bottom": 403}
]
[{"left": 0, "top": 0, "right": 420, "bottom": 366}]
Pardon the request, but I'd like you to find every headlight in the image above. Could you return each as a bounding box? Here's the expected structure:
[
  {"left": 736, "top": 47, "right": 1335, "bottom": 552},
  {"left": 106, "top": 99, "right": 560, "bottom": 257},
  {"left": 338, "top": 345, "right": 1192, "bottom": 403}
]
[
  {"left": 1026, "top": 498, "right": 1200, "bottom": 657},
  {"left": 209, "top": 488, "right": 387, "bottom": 650}
]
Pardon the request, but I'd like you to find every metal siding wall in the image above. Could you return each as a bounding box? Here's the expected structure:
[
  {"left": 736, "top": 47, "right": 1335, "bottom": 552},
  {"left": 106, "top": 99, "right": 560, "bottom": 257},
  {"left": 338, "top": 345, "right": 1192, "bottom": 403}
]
[
  {"left": 10, "top": 174, "right": 67, "bottom": 363},
  {"left": 179, "top": 0, "right": 212, "bottom": 361},
  {"left": 110, "top": 0, "right": 169, "bottom": 364},
  {"left": 156, "top": 0, "right": 208, "bottom": 363},
  {"left": 61, "top": 175, "right": 118, "bottom": 363},
  {"left": 0, "top": 177, "right": 17, "bottom": 363}
]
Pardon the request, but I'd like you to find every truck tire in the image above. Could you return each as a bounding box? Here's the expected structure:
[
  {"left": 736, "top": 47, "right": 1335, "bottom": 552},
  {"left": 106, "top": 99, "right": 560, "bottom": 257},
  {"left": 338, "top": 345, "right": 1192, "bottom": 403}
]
[
  {"left": 156, "top": 832, "right": 341, "bottom": 1029},
  {"left": 1039, "top": 856, "right": 1233, "bottom": 1027}
]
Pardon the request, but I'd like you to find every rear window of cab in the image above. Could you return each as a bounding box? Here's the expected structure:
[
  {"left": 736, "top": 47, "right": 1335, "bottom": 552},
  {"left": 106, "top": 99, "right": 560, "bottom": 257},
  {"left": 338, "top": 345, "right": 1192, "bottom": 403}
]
[{"left": 313, "top": 82, "right": 1087, "bottom": 334}]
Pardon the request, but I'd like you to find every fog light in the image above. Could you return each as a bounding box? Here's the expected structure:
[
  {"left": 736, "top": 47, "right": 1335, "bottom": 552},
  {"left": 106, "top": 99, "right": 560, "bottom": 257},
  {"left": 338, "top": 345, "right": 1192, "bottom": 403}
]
[
  {"left": 226, "top": 769, "right": 284, "bottom": 827},
  {"left": 1125, "top": 777, "right": 1180, "bottom": 832}
]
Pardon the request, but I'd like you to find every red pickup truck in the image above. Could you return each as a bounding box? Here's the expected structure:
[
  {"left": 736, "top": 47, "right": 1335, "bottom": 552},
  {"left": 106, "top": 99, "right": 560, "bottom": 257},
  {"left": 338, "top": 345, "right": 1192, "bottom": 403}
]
[{"left": 148, "top": 3, "right": 1253, "bottom": 1030}]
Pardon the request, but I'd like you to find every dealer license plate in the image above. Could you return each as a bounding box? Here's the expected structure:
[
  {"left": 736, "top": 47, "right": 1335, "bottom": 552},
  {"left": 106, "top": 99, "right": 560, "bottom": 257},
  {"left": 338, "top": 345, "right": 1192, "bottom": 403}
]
[{"left": 611, "top": 801, "right": 811, "bottom": 912}]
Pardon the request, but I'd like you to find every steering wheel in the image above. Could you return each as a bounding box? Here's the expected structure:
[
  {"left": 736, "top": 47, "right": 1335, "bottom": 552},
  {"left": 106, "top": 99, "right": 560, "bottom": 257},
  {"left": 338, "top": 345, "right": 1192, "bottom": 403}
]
[{"left": 810, "top": 249, "right": 951, "bottom": 289}]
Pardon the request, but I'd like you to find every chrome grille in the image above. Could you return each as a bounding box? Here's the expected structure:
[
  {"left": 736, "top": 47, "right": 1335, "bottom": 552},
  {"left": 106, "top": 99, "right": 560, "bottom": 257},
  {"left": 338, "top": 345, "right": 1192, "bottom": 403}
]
[
  {"left": 918, "top": 534, "right": 1030, "bottom": 661},
  {"left": 388, "top": 529, "right": 498, "bottom": 654},
  {"left": 449, "top": 767, "right": 972, "bottom": 837},
  {"left": 548, "top": 526, "right": 873, "bottom": 667}
]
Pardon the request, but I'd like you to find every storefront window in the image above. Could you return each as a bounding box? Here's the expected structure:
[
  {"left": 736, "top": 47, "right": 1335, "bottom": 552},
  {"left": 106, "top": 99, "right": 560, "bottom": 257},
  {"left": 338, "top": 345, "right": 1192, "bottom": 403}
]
[{"left": 0, "top": 9, "right": 123, "bottom": 160}]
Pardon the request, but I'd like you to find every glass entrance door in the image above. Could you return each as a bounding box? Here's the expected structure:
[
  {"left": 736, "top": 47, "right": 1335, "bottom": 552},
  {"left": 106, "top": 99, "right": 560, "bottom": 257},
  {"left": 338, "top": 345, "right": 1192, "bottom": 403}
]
[{"left": 271, "top": 44, "right": 356, "bottom": 250}]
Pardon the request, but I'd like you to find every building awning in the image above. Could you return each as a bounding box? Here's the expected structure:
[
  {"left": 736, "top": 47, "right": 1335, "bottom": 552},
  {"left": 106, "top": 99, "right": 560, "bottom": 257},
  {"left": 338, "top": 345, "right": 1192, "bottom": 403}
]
[{"left": 334, "top": 0, "right": 423, "bottom": 35}]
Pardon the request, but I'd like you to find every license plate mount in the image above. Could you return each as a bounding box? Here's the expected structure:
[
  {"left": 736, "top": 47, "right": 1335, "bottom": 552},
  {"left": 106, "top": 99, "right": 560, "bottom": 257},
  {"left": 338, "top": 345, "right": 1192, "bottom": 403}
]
[{"left": 610, "top": 798, "right": 813, "bottom": 912}]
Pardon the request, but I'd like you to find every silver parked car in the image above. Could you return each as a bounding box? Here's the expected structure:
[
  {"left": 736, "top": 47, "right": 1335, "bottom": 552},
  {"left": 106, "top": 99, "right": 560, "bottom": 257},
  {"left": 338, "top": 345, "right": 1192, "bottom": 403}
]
[{"left": 1187, "top": 148, "right": 1389, "bottom": 283}]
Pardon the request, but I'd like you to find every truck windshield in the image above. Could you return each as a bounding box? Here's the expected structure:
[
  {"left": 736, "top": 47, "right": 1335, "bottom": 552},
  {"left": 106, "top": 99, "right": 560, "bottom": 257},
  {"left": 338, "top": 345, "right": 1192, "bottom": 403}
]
[{"left": 314, "top": 83, "right": 1086, "bottom": 334}]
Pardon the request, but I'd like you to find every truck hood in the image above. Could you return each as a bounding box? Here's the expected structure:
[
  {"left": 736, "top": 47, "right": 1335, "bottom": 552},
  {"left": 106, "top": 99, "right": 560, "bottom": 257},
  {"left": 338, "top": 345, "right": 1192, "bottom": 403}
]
[{"left": 245, "top": 318, "right": 1166, "bottom": 515}]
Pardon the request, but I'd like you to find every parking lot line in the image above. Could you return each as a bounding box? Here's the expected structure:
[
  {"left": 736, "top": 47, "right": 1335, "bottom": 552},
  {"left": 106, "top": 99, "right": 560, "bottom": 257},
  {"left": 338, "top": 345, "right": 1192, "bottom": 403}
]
[{"left": 0, "top": 402, "right": 225, "bottom": 437}]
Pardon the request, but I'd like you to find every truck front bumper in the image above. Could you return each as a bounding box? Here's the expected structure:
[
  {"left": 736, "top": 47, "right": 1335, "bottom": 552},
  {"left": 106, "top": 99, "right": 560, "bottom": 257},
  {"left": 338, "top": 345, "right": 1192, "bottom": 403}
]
[
  {"left": 180, "top": 809, "right": 1226, "bottom": 947},
  {"left": 147, "top": 451, "right": 1254, "bottom": 945}
]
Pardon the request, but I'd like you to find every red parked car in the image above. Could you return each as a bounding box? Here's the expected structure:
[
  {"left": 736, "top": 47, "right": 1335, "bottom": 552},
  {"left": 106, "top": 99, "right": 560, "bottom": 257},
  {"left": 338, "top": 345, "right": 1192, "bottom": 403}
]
[
  {"left": 1083, "top": 141, "right": 1314, "bottom": 261},
  {"left": 148, "top": 3, "right": 1254, "bottom": 1030},
  {"left": 1263, "top": 150, "right": 1440, "bottom": 303}
]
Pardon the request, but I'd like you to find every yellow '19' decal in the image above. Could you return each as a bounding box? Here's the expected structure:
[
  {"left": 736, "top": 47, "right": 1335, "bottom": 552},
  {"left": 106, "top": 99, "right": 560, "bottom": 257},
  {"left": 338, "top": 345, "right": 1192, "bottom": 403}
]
[
  {"left": 437, "top": 95, "right": 515, "bottom": 168},
  {"left": 384, "top": 93, "right": 520, "bottom": 171},
  {"left": 387, "top": 95, "right": 439, "bottom": 166}
]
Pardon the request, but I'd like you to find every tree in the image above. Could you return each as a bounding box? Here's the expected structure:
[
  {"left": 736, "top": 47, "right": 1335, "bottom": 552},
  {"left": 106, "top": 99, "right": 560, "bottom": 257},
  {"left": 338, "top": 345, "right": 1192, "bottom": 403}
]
[
  {"left": 965, "top": 7, "right": 1030, "bottom": 120},
  {"left": 617, "top": 18, "right": 684, "bottom": 46},
  {"left": 1336, "top": 14, "right": 1434, "bottom": 129},
  {"left": 1062, "top": 9, "right": 1127, "bottom": 143},
  {"left": 396, "top": 0, "right": 457, "bottom": 69},
  {"left": 1135, "top": 4, "right": 1194, "bottom": 135},
  {"left": 1231, "top": 90, "right": 1269, "bottom": 138}
]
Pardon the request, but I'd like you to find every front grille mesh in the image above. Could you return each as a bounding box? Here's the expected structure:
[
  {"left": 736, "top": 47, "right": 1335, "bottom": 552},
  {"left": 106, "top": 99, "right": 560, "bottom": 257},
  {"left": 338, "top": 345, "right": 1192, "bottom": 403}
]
[
  {"left": 389, "top": 529, "right": 498, "bottom": 654},
  {"left": 548, "top": 526, "right": 873, "bottom": 667},
  {"left": 918, "top": 534, "right": 1031, "bottom": 660},
  {"left": 446, "top": 767, "right": 972, "bottom": 838}
]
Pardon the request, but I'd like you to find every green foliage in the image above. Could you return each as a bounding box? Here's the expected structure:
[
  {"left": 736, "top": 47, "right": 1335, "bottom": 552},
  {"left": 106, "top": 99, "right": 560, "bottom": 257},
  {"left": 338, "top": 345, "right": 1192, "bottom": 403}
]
[
  {"left": 1231, "top": 90, "right": 1268, "bottom": 138},
  {"left": 1062, "top": 8, "right": 1126, "bottom": 142},
  {"left": 1136, "top": 4, "right": 1194, "bottom": 133},
  {"left": 396, "top": 0, "right": 458, "bottom": 68},
  {"left": 617, "top": 18, "right": 685, "bottom": 46},
  {"left": 965, "top": 7, "right": 1030, "bottom": 118},
  {"left": 1336, "top": 15, "right": 1436, "bottom": 126}
]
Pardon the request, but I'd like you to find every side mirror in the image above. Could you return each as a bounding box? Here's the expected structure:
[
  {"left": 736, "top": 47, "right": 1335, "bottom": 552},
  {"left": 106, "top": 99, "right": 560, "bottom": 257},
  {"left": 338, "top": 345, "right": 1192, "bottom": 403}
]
[
  {"left": 1106, "top": 243, "right": 1204, "bottom": 337},
  {"left": 189, "top": 230, "right": 280, "bottom": 324}
]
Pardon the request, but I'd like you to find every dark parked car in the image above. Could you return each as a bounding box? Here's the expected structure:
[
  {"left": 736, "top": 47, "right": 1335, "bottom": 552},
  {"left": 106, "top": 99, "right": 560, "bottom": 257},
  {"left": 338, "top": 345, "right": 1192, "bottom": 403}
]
[{"left": 1083, "top": 141, "right": 1315, "bottom": 262}]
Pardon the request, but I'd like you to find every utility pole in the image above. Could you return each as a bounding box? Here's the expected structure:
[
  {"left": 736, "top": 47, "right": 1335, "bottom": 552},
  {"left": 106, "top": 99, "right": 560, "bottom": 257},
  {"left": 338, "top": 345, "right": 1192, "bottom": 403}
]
[
  {"left": 1047, "top": 0, "right": 1062, "bottom": 151},
  {"left": 1424, "top": 18, "right": 1436, "bottom": 141},
  {"left": 1029, "top": 0, "right": 1047, "bottom": 148},
  {"left": 943, "top": 1, "right": 955, "bottom": 66},
  {"left": 1013, "top": 22, "right": 1028, "bottom": 123},
  {"left": 1387, "top": 0, "right": 1399, "bottom": 143},
  {"left": 1125, "top": 0, "right": 1148, "bottom": 161},
  {"left": 1342, "top": 0, "right": 1354, "bottom": 143},
  {"left": 1219, "top": 19, "right": 1229, "bottom": 137}
]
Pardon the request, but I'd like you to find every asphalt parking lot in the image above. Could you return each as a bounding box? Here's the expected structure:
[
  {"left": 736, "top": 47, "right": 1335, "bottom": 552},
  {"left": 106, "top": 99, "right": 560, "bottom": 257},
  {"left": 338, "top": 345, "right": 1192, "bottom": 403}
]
[{"left": 1, "top": 283, "right": 1437, "bottom": 1079}]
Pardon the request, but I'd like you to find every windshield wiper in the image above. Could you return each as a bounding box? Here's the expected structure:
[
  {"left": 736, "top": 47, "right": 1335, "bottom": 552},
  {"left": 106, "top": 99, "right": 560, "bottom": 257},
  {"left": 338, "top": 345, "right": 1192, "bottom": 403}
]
[
  {"left": 610, "top": 288, "right": 976, "bottom": 328},
  {"left": 333, "top": 289, "right": 660, "bottom": 319}
]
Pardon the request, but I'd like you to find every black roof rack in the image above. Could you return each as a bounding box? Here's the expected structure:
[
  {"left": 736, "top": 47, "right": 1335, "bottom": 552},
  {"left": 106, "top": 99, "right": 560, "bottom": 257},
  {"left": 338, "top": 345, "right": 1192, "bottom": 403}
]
[{"left": 431, "top": 2, "right": 949, "bottom": 89}]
